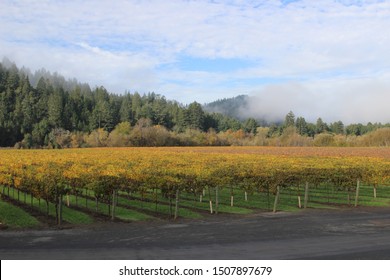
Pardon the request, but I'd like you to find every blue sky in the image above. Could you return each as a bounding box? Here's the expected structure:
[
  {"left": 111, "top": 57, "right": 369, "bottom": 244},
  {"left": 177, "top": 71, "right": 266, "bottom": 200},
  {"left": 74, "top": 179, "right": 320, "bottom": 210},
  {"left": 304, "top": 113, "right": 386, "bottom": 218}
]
[{"left": 1, "top": 0, "right": 390, "bottom": 123}]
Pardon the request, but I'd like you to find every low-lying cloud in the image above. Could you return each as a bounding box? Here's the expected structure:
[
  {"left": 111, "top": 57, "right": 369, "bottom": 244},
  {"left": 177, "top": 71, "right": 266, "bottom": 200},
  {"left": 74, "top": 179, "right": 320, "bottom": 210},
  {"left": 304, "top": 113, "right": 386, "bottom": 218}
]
[{"left": 241, "top": 76, "right": 390, "bottom": 124}]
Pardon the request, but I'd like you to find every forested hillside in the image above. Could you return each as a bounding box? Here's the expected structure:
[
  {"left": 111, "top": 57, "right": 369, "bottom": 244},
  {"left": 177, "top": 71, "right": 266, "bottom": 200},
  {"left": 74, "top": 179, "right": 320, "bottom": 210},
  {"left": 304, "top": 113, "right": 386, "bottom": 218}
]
[
  {"left": 203, "top": 95, "right": 250, "bottom": 120},
  {"left": 0, "top": 61, "right": 248, "bottom": 147},
  {"left": 1, "top": 60, "right": 390, "bottom": 148}
]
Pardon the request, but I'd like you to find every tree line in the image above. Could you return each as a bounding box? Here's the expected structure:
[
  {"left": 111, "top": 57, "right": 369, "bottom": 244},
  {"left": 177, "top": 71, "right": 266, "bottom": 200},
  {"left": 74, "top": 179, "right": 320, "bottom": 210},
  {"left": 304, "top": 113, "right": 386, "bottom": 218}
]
[
  {"left": 1, "top": 60, "right": 389, "bottom": 148},
  {"left": 0, "top": 60, "right": 252, "bottom": 148}
]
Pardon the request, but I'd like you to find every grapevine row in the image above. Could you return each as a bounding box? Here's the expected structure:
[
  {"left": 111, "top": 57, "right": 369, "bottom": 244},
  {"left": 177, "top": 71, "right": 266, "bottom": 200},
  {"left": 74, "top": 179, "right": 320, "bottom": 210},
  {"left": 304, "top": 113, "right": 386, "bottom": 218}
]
[{"left": 1, "top": 148, "right": 390, "bottom": 224}]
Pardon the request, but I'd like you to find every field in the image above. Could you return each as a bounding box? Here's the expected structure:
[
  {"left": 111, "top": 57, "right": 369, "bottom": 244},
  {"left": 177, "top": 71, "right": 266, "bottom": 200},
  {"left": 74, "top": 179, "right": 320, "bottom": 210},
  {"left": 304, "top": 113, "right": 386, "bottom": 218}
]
[{"left": 1, "top": 147, "right": 390, "bottom": 229}]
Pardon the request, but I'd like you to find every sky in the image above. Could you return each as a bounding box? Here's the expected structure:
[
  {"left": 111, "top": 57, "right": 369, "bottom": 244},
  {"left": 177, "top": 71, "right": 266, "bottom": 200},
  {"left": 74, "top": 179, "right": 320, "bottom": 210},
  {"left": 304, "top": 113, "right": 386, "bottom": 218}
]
[{"left": 1, "top": 0, "right": 390, "bottom": 123}]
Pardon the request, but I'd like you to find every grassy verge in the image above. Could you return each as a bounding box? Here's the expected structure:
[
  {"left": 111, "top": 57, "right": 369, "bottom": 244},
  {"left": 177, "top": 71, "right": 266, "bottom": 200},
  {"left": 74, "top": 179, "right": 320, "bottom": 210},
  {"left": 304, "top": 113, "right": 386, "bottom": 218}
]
[
  {"left": 116, "top": 194, "right": 203, "bottom": 219},
  {"left": 83, "top": 189, "right": 201, "bottom": 219},
  {"left": 119, "top": 189, "right": 254, "bottom": 215},
  {"left": 66, "top": 192, "right": 154, "bottom": 222},
  {"left": 0, "top": 198, "right": 40, "bottom": 228},
  {"left": 1, "top": 186, "right": 94, "bottom": 225}
]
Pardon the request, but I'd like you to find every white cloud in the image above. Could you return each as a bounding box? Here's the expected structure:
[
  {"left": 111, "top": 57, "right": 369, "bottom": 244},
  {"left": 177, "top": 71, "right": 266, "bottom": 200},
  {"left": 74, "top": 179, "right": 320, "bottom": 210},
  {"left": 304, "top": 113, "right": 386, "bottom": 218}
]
[{"left": 1, "top": 0, "right": 390, "bottom": 122}]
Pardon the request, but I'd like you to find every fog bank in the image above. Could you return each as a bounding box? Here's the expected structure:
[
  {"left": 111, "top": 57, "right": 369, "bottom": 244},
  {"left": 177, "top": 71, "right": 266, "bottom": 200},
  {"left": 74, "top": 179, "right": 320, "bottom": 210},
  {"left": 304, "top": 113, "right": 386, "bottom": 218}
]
[{"left": 240, "top": 78, "right": 390, "bottom": 124}]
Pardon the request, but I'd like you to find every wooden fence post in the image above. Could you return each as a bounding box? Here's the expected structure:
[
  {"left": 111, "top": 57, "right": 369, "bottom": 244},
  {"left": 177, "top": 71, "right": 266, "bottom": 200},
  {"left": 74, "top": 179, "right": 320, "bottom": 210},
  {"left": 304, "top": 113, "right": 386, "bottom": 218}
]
[
  {"left": 355, "top": 179, "right": 360, "bottom": 207},
  {"left": 304, "top": 182, "right": 309, "bottom": 209},
  {"left": 273, "top": 186, "right": 280, "bottom": 213},
  {"left": 215, "top": 186, "right": 219, "bottom": 214},
  {"left": 58, "top": 194, "right": 63, "bottom": 227},
  {"left": 111, "top": 189, "right": 117, "bottom": 221},
  {"left": 174, "top": 189, "right": 180, "bottom": 220},
  {"left": 208, "top": 187, "right": 213, "bottom": 214}
]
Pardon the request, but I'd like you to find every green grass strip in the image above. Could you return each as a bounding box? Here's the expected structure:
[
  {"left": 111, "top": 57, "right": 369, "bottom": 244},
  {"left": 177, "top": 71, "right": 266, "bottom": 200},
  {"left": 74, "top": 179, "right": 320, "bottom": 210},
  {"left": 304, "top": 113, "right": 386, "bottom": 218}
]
[
  {"left": 1, "top": 187, "right": 94, "bottom": 225},
  {"left": 116, "top": 189, "right": 253, "bottom": 215},
  {"left": 66, "top": 192, "right": 153, "bottom": 222},
  {"left": 116, "top": 195, "right": 203, "bottom": 219},
  {"left": 0, "top": 198, "right": 40, "bottom": 228},
  {"left": 90, "top": 189, "right": 191, "bottom": 219}
]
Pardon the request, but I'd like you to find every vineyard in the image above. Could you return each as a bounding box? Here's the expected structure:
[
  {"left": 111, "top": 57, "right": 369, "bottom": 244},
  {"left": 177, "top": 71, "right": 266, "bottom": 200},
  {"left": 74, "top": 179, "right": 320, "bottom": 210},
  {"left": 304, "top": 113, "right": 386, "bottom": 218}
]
[{"left": 1, "top": 147, "right": 390, "bottom": 228}]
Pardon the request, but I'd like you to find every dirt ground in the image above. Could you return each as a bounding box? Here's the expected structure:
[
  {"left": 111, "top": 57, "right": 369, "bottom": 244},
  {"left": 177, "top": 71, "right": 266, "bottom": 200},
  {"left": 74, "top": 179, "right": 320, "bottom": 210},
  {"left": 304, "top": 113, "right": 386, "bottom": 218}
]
[{"left": 1, "top": 207, "right": 390, "bottom": 260}]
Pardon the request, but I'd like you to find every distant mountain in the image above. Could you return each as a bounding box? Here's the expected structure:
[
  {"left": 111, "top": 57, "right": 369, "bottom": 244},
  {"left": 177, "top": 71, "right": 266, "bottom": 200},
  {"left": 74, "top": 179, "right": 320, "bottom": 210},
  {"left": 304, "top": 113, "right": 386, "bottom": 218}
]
[
  {"left": 203, "top": 95, "right": 249, "bottom": 121},
  {"left": 203, "top": 95, "right": 271, "bottom": 125}
]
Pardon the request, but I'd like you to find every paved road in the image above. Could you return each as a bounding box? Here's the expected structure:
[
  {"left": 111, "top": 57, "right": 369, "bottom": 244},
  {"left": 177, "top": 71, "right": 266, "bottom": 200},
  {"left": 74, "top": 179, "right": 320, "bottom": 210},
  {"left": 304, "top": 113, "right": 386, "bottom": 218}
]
[{"left": 1, "top": 207, "right": 390, "bottom": 259}]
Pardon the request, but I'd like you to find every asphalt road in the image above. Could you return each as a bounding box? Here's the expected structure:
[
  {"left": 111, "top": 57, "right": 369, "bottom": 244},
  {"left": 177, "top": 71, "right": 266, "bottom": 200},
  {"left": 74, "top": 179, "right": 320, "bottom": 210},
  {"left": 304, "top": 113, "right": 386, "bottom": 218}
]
[{"left": 1, "top": 207, "right": 390, "bottom": 260}]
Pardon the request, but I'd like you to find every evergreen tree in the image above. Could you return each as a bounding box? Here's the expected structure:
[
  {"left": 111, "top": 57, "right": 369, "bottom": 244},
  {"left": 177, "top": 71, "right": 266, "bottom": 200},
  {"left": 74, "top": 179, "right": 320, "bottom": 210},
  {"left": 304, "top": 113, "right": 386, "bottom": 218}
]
[
  {"left": 243, "top": 118, "right": 258, "bottom": 134},
  {"left": 119, "top": 94, "right": 132, "bottom": 123},
  {"left": 47, "top": 88, "right": 64, "bottom": 128},
  {"left": 184, "top": 102, "right": 205, "bottom": 131},
  {"left": 330, "top": 121, "right": 344, "bottom": 134},
  {"left": 316, "top": 118, "right": 328, "bottom": 134},
  {"left": 131, "top": 92, "right": 142, "bottom": 123},
  {"left": 346, "top": 123, "right": 363, "bottom": 136},
  {"left": 152, "top": 96, "right": 168, "bottom": 126},
  {"left": 284, "top": 111, "right": 295, "bottom": 128},
  {"left": 295, "top": 116, "right": 308, "bottom": 135}
]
